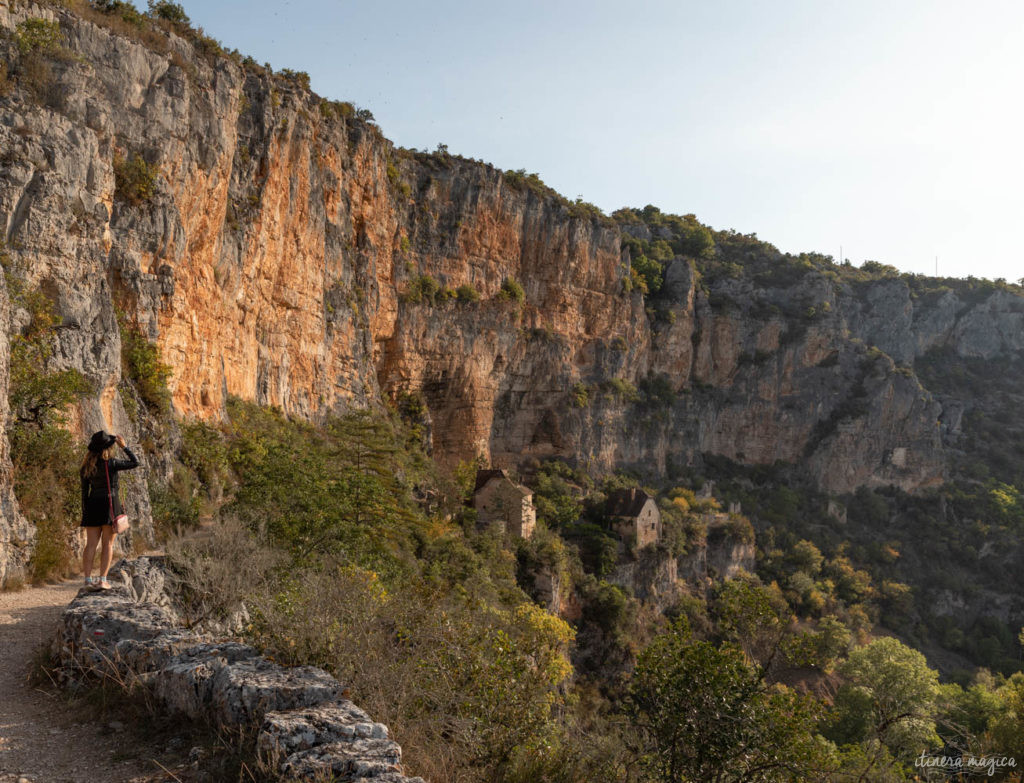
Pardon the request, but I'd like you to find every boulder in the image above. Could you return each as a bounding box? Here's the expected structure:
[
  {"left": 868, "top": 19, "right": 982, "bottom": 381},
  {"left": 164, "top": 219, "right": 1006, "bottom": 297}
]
[
  {"left": 209, "top": 657, "right": 344, "bottom": 727},
  {"left": 258, "top": 701, "right": 390, "bottom": 756},
  {"left": 280, "top": 739, "right": 404, "bottom": 780}
]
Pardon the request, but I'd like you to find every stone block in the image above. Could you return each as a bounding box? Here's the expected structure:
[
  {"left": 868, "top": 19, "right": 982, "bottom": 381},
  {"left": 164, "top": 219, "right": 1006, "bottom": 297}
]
[{"left": 258, "top": 700, "right": 389, "bottom": 756}]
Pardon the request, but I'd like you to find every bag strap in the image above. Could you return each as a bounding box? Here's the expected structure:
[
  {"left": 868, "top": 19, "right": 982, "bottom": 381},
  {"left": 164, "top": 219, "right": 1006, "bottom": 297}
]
[{"left": 104, "top": 459, "right": 114, "bottom": 523}]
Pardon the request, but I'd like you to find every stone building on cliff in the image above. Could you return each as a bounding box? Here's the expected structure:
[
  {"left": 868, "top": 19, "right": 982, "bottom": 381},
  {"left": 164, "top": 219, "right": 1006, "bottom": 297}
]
[
  {"left": 473, "top": 470, "right": 536, "bottom": 540},
  {"left": 606, "top": 488, "right": 660, "bottom": 549}
]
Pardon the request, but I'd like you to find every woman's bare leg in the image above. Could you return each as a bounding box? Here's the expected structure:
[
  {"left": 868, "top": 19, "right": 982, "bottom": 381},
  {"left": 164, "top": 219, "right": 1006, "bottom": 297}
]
[
  {"left": 99, "top": 525, "right": 116, "bottom": 578},
  {"left": 83, "top": 527, "right": 101, "bottom": 578}
]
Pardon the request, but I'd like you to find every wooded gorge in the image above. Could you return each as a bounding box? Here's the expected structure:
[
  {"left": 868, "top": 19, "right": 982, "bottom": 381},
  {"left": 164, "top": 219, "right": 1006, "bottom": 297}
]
[{"left": 1, "top": 1, "right": 1023, "bottom": 780}]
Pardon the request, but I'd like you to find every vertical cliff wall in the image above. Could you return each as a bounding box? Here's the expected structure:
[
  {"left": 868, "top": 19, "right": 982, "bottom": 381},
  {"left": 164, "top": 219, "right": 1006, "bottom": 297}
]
[{"left": 2, "top": 2, "right": 1024, "bottom": 581}]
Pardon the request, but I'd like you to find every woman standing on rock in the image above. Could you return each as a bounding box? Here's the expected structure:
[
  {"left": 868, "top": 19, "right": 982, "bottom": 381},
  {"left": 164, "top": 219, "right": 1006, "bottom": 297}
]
[{"left": 80, "top": 431, "right": 139, "bottom": 589}]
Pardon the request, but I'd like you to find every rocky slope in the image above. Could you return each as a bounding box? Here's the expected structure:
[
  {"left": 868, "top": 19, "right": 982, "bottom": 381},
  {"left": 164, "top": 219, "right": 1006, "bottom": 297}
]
[{"left": 1, "top": 1, "right": 1023, "bottom": 583}]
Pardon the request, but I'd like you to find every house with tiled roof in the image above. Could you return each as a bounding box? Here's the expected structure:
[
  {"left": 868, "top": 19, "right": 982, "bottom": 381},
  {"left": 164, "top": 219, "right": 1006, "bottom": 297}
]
[
  {"left": 606, "top": 487, "right": 660, "bottom": 549},
  {"left": 473, "top": 469, "right": 536, "bottom": 540}
]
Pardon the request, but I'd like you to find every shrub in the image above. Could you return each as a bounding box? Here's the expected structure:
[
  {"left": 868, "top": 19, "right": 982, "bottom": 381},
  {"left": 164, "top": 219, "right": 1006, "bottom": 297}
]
[
  {"left": 2, "top": 263, "right": 91, "bottom": 582},
  {"left": 318, "top": 100, "right": 336, "bottom": 120},
  {"left": 504, "top": 169, "right": 544, "bottom": 193},
  {"left": 402, "top": 274, "right": 441, "bottom": 305},
  {"left": 615, "top": 206, "right": 715, "bottom": 259},
  {"left": 192, "top": 33, "right": 226, "bottom": 62},
  {"left": 11, "top": 18, "right": 65, "bottom": 102},
  {"left": 113, "top": 153, "right": 160, "bottom": 206},
  {"left": 317, "top": 99, "right": 356, "bottom": 121},
  {"left": 639, "top": 373, "right": 675, "bottom": 407},
  {"left": 386, "top": 162, "right": 401, "bottom": 187},
  {"left": 570, "top": 381, "right": 589, "bottom": 408},
  {"left": 248, "top": 560, "right": 575, "bottom": 780},
  {"left": 120, "top": 320, "right": 172, "bottom": 414},
  {"left": 631, "top": 253, "right": 663, "bottom": 295},
  {"left": 165, "top": 516, "right": 282, "bottom": 628},
  {"left": 180, "top": 421, "right": 230, "bottom": 491},
  {"left": 498, "top": 276, "right": 525, "bottom": 303},
  {"left": 16, "top": 54, "right": 55, "bottom": 103},
  {"left": 604, "top": 377, "right": 639, "bottom": 403},
  {"left": 6, "top": 274, "right": 91, "bottom": 429},
  {"left": 278, "top": 68, "right": 310, "bottom": 90},
  {"left": 568, "top": 198, "right": 605, "bottom": 221},
  {"left": 455, "top": 283, "right": 480, "bottom": 303},
  {"left": 147, "top": 0, "right": 189, "bottom": 26},
  {"left": 13, "top": 425, "right": 81, "bottom": 582},
  {"left": 223, "top": 400, "right": 439, "bottom": 571},
  {"left": 94, "top": 0, "right": 147, "bottom": 26},
  {"left": 15, "top": 19, "right": 62, "bottom": 56},
  {"left": 148, "top": 464, "right": 201, "bottom": 534}
]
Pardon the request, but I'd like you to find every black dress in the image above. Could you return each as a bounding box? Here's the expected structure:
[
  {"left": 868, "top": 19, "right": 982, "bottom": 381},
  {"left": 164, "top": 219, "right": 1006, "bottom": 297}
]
[{"left": 80, "top": 447, "right": 140, "bottom": 527}]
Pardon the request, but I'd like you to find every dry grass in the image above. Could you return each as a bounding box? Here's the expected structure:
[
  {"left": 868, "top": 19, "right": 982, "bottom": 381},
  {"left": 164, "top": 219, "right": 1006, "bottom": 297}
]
[
  {"left": 163, "top": 516, "right": 282, "bottom": 629},
  {"left": 57, "top": 0, "right": 173, "bottom": 56},
  {"left": 0, "top": 62, "right": 14, "bottom": 97},
  {"left": 163, "top": 520, "right": 475, "bottom": 780}
]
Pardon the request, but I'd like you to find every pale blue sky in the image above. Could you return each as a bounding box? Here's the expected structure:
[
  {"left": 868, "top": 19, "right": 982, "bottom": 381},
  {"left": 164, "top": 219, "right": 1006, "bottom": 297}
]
[{"left": 184, "top": 0, "right": 1024, "bottom": 282}]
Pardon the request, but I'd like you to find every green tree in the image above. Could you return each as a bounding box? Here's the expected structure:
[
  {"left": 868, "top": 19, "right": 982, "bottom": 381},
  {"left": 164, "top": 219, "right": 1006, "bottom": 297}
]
[
  {"left": 787, "top": 539, "right": 824, "bottom": 575},
  {"left": 628, "top": 620, "right": 829, "bottom": 782},
  {"left": 631, "top": 253, "right": 663, "bottom": 295},
  {"left": 562, "top": 523, "right": 618, "bottom": 577},
  {"left": 498, "top": 276, "right": 525, "bottom": 303},
  {"left": 119, "top": 319, "right": 172, "bottom": 413},
  {"left": 147, "top": 0, "right": 190, "bottom": 26},
  {"left": 989, "top": 673, "right": 1024, "bottom": 759},
  {"left": 712, "top": 579, "right": 795, "bottom": 673},
  {"left": 225, "top": 402, "right": 430, "bottom": 573},
  {"left": 3, "top": 257, "right": 90, "bottom": 581},
  {"left": 532, "top": 462, "right": 583, "bottom": 529},
  {"left": 825, "top": 637, "right": 940, "bottom": 775},
  {"left": 8, "top": 281, "right": 90, "bottom": 428}
]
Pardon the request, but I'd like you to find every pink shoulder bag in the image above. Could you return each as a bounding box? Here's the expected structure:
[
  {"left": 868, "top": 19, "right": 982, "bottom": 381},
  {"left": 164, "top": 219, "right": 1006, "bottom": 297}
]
[{"left": 104, "top": 460, "right": 130, "bottom": 534}]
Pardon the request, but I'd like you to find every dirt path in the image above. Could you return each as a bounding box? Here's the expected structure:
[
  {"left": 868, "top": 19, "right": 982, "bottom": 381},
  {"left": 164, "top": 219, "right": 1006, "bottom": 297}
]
[{"left": 0, "top": 580, "right": 163, "bottom": 783}]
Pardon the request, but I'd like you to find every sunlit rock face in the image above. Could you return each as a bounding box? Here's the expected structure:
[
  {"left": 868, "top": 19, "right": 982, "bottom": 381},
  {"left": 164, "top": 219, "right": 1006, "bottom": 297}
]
[{"left": 2, "top": 1, "right": 1024, "bottom": 579}]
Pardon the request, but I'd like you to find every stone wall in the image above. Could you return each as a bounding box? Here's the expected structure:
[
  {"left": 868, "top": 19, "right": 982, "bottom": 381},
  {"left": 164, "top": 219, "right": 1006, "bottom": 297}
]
[{"left": 53, "top": 557, "right": 425, "bottom": 783}]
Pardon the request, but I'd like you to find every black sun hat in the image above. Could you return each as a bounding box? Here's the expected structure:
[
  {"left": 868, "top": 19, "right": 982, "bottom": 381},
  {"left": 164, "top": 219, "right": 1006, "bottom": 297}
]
[{"left": 87, "top": 430, "right": 117, "bottom": 453}]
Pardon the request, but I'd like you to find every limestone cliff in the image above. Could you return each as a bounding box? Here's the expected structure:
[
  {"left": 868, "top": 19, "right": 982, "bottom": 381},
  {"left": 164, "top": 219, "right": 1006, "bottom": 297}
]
[{"left": 1, "top": 1, "right": 1023, "bottom": 582}]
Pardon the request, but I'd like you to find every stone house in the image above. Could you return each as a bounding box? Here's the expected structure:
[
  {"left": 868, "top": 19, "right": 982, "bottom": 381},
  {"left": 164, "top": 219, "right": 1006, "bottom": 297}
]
[
  {"left": 473, "top": 469, "right": 536, "bottom": 540},
  {"left": 606, "top": 487, "right": 660, "bottom": 549}
]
